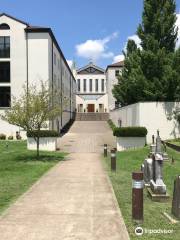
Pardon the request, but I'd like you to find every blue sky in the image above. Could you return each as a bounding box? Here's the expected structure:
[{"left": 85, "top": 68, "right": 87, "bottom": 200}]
[{"left": 1, "top": 0, "right": 180, "bottom": 69}]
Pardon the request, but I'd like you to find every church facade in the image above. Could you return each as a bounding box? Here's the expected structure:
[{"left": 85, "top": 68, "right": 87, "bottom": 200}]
[
  {"left": 73, "top": 61, "right": 124, "bottom": 114},
  {"left": 74, "top": 62, "right": 108, "bottom": 113}
]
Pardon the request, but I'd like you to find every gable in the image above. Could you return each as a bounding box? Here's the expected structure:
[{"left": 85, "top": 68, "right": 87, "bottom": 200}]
[{"left": 78, "top": 66, "right": 104, "bottom": 75}]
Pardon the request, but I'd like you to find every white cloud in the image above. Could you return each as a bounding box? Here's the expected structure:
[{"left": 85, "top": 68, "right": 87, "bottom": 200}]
[
  {"left": 128, "top": 35, "right": 141, "bottom": 49},
  {"left": 75, "top": 32, "right": 118, "bottom": 61},
  {"left": 67, "top": 60, "right": 73, "bottom": 68},
  {"left": 176, "top": 12, "right": 180, "bottom": 48},
  {"left": 113, "top": 54, "right": 125, "bottom": 63}
]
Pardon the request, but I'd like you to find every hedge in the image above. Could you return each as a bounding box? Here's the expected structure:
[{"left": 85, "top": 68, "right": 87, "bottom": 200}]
[
  {"left": 113, "top": 127, "right": 148, "bottom": 137},
  {"left": 27, "top": 130, "right": 59, "bottom": 138},
  {"left": 0, "top": 134, "right": 6, "bottom": 140}
]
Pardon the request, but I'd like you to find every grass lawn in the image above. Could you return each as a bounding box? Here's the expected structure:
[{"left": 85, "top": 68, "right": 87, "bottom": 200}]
[
  {"left": 104, "top": 146, "right": 180, "bottom": 240},
  {"left": 0, "top": 140, "right": 65, "bottom": 214},
  {"left": 168, "top": 139, "right": 180, "bottom": 146}
]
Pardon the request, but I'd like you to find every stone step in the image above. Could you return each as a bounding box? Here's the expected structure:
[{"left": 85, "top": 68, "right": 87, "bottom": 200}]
[{"left": 76, "top": 113, "right": 109, "bottom": 121}]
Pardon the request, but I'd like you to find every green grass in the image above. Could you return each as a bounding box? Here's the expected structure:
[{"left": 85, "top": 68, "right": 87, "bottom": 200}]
[
  {"left": 0, "top": 140, "right": 65, "bottom": 214},
  {"left": 104, "top": 146, "right": 180, "bottom": 240},
  {"left": 168, "top": 139, "right": 180, "bottom": 146}
]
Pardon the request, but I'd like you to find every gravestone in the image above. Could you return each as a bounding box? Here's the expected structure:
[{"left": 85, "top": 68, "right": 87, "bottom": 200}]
[
  {"left": 141, "top": 158, "right": 153, "bottom": 186},
  {"left": 172, "top": 176, "right": 180, "bottom": 219},
  {"left": 147, "top": 131, "right": 169, "bottom": 201}
]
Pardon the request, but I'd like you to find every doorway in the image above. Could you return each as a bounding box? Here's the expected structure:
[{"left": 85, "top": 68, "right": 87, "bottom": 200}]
[{"left": 87, "top": 104, "right": 95, "bottom": 112}]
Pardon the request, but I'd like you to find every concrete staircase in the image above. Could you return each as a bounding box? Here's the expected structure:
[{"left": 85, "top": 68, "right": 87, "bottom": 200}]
[{"left": 76, "top": 113, "right": 109, "bottom": 121}]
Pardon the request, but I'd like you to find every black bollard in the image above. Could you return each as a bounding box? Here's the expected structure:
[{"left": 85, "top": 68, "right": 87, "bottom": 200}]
[
  {"left": 104, "top": 144, "right": 107, "bottom": 157},
  {"left": 111, "top": 148, "right": 116, "bottom": 171},
  {"left": 132, "top": 172, "right": 144, "bottom": 223}
]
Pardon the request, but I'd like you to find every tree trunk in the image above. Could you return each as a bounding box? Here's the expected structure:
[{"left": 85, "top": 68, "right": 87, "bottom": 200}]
[{"left": 37, "top": 137, "right": 40, "bottom": 159}]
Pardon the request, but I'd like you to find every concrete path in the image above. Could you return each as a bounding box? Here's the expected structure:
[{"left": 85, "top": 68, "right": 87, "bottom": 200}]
[{"left": 0, "top": 121, "right": 130, "bottom": 240}]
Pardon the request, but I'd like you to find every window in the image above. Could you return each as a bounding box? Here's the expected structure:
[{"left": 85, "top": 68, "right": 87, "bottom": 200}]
[
  {"left": 101, "top": 79, "right": 104, "bottom": 92},
  {"left": 54, "top": 53, "right": 56, "bottom": 65},
  {"left": 115, "top": 70, "right": 119, "bottom": 77},
  {"left": 0, "top": 62, "right": 10, "bottom": 82},
  {"left": 0, "top": 37, "right": 10, "bottom": 58},
  {"left": 0, "top": 23, "right": 10, "bottom": 30},
  {"left": 77, "top": 79, "right": 80, "bottom": 92},
  {"left": 83, "top": 79, "right": 86, "bottom": 92},
  {"left": 89, "top": 79, "right": 92, "bottom": 92},
  {"left": 95, "top": 79, "right": 98, "bottom": 92},
  {"left": 0, "top": 87, "right": 10, "bottom": 107}
]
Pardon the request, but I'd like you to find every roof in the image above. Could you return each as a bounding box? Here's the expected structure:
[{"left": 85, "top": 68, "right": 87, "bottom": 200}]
[
  {"left": 0, "top": 13, "right": 75, "bottom": 82},
  {"left": 106, "top": 61, "right": 124, "bottom": 71},
  {"left": 0, "top": 12, "right": 29, "bottom": 26},
  {"left": 77, "top": 62, "right": 105, "bottom": 74}
]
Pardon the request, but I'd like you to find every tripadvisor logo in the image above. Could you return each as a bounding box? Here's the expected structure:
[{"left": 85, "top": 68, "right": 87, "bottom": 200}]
[{"left": 135, "top": 227, "right": 144, "bottom": 236}]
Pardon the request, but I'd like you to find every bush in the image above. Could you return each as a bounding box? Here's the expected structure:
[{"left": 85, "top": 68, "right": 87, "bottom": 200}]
[
  {"left": 27, "top": 130, "right": 59, "bottom": 138},
  {"left": 113, "top": 127, "right": 148, "bottom": 137},
  {"left": 8, "top": 136, "right": 13, "bottom": 140},
  {"left": 108, "top": 119, "right": 116, "bottom": 131},
  {"left": 0, "top": 134, "right": 6, "bottom": 140}
]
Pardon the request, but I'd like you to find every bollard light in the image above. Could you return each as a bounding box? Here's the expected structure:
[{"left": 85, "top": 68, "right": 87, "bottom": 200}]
[
  {"left": 132, "top": 172, "right": 144, "bottom": 223},
  {"left": 104, "top": 144, "right": 107, "bottom": 157},
  {"left": 111, "top": 149, "right": 116, "bottom": 171}
]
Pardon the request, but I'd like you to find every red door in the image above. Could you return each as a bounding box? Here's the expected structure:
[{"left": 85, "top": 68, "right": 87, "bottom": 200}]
[{"left": 88, "top": 104, "right": 95, "bottom": 112}]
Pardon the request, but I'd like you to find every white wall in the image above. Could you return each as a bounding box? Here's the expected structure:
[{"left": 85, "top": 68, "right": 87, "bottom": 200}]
[
  {"left": 110, "top": 102, "right": 180, "bottom": 143},
  {"left": 106, "top": 66, "right": 122, "bottom": 110},
  {"left": 0, "top": 14, "right": 76, "bottom": 138}
]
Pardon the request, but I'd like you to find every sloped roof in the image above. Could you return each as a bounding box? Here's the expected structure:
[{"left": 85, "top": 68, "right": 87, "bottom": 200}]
[
  {"left": 77, "top": 62, "right": 105, "bottom": 74},
  {"left": 106, "top": 61, "right": 124, "bottom": 71},
  {"left": 0, "top": 12, "right": 29, "bottom": 26},
  {"left": 0, "top": 13, "right": 76, "bottom": 82}
]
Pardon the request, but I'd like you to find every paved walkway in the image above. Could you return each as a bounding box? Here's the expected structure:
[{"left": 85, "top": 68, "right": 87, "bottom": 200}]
[{"left": 0, "top": 121, "right": 130, "bottom": 240}]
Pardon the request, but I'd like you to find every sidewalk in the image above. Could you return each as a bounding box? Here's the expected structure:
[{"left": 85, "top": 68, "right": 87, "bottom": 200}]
[{"left": 0, "top": 122, "right": 130, "bottom": 240}]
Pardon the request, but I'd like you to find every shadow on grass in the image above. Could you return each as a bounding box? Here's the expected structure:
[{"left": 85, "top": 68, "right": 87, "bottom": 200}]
[{"left": 13, "top": 152, "right": 67, "bottom": 162}]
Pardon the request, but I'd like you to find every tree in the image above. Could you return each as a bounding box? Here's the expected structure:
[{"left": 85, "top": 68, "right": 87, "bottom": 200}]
[
  {"left": 137, "top": 0, "right": 178, "bottom": 53},
  {"left": 113, "top": 0, "right": 179, "bottom": 106},
  {"left": 1, "top": 82, "right": 65, "bottom": 158},
  {"left": 113, "top": 40, "right": 148, "bottom": 105}
]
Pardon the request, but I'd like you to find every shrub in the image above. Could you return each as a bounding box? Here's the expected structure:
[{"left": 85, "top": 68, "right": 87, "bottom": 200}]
[
  {"left": 108, "top": 119, "right": 116, "bottom": 131},
  {"left": 27, "top": 130, "right": 59, "bottom": 138},
  {"left": 8, "top": 136, "right": 13, "bottom": 140},
  {"left": 0, "top": 134, "right": 6, "bottom": 140},
  {"left": 113, "top": 127, "right": 148, "bottom": 137}
]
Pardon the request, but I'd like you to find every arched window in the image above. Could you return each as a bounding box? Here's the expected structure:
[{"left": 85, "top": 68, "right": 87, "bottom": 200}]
[{"left": 0, "top": 23, "right": 10, "bottom": 30}]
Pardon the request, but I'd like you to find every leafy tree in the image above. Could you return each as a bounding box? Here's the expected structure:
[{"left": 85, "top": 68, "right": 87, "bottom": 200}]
[
  {"left": 137, "top": 0, "right": 178, "bottom": 53},
  {"left": 113, "top": 0, "right": 179, "bottom": 106},
  {"left": 1, "top": 82, "right": 66, "bottom": 158}
]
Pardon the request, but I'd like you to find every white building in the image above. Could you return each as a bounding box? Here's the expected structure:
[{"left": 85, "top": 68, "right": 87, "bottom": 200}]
[
  {"left": 74, "top": 62, "right": 108, "bottom": 113},
  {"left": 0, "top": 13, "right": 76, "bottom": 138},
  {"left": 106, "top": 61, "right": 124, "bottom": 110}
]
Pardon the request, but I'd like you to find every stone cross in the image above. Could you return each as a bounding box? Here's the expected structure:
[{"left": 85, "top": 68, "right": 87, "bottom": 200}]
[{"left": 172, "top": 176, "right": 180, "bottom": 219}]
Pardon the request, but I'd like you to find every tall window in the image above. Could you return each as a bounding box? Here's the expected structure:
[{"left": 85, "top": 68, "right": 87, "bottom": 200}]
[
  {"left": 77, "top": 79, "right": 80, "bottom": 92},
  {"left": 0, "top": 37, "right": 10, "bottom": 58},
  {"left": 89, "top": 79, "right": 92, "bottom": 92},
  {"left": 0, "top": 62, "right": 10, "bottom": 82},
  {"left": 0, "top": 87, "right": 10, "bottom": 107},
  {"left": 101, "top": 79, "right": 104, "bottom": 92},
  {"left": 95, "top": 79, "right": 98, "bottom": 92},
  {"left": 83, "top": 79, "right": 86, "bottom": 92}
]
